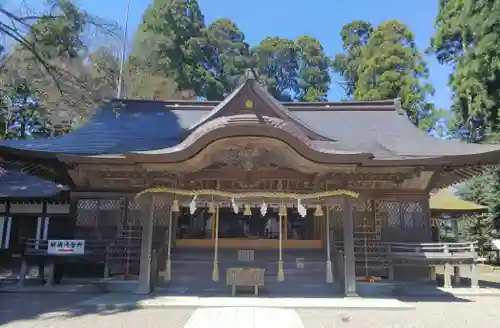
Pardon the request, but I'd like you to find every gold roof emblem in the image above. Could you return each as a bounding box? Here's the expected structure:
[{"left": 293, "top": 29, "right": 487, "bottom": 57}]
[{"left": 244, "top": 99, "right": 253, "bottom": 109}]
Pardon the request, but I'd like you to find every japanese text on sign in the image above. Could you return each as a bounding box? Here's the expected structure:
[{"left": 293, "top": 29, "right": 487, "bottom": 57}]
[{"left": 47, "top": 240, "right": 85, "bottom": 255}]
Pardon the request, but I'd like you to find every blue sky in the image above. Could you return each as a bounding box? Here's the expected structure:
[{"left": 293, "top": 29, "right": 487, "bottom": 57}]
[{"left": 81, "top": 0, "right": 452, "bottom": 109}]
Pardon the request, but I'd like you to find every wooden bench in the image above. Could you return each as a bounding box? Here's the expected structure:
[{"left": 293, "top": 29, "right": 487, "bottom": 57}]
[{"left": 226, "top": 268, "right": 265, "bottom": 296}]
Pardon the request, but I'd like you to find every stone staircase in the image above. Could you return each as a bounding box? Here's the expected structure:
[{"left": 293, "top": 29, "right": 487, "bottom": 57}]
[{"left": 159, "top": 247, "right": 341, "bottom": 296}]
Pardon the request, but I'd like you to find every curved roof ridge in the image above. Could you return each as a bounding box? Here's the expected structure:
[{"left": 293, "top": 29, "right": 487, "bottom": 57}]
[
  {"left": 250, "top": 81, "right": 335, "bottom": 141},
  {"left": 187, "top": 82, "right": 247, "bottom": 131},
  {"left": 186, "top": 73, "right": 336, "bottom": 142}
]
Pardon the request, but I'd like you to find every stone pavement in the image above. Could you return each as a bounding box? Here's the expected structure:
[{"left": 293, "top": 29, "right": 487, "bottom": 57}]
[
  {"left": 3, "top": 295, "right": 500, "bottom": 328},
  {"left": 77, "top": 294, "right": 412, "bottom": 309}
]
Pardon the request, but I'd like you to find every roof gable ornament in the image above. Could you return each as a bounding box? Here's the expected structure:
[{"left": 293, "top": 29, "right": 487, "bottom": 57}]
[
  {"left": 243, "top": 68, "right": 267, "bottom": 88},
  {"left": 245, "top": 68, "right": 258, "bottom": 80},
  {"left": 394, "top": 98, "right": 405, "bottom": 115},
  {"left": 186, "top": 67, "right": 333, "bottom": 141}
]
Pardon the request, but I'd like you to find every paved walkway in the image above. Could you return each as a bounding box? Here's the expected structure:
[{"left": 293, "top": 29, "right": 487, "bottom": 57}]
[
  {"left": 78, "top": 294, "right": 412, "bottom": 309},
  {"left": 4, "top": 295, "right": 500, "bottom": 328},
  {"left": 184, "top": 308, "right": 304, "bottom": 328}
]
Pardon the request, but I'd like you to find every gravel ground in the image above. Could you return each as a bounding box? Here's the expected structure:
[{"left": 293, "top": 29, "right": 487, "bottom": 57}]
[
  {"left": 297, "top": 296, "right": 500, "bottom": 328},
  {"left": 2, "top": 295, "right": 500, "bottom": 328}
]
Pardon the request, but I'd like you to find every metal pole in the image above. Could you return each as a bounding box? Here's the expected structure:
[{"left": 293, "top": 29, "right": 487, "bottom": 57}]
[{"left": 116, "top": 0, "right": 131, "bottom": 98}]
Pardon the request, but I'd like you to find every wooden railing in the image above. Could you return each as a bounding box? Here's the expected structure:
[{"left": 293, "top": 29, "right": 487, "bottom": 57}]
[
  {"left": 333, "top": 241, "right": 478, "bottom": 259},
  {"left": 387, "top": 242, "right": 477, "bottom": 254}
]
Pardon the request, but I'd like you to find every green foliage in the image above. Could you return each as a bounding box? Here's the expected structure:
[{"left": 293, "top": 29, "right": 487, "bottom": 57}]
[
  {"left": 355, "top": 20, "right": 435, "bottom": 126},
  {"left": 251, "top": 36, "right": 331, "bottom": 102},
  {"left": 202, "top": 19, "right": 251, "bottom": 99},
  {"left": 431, "top": 0, "right": 500, "bottom": 139},
  {"left": 29, "top": 0, "right": 88, "bottom": 59},
  {"left": 295, "top": 36, "right": 331, "bottom": 102},
  {"left": 431, "top": 0, "right": 500, "bottom": 247},
  {"left": 457, "top": 172, "right": 499, "bottom": 254},
  {"left": 132, "top": 0, "right": 207, "bottom": 97},
  {"left": 333, "top": 20, "right": 435, "bottom": 127},
  {"left": 252, "top": 37, "right": 299, "bottom": 101},
  {"left": 331, "top": 20, "right": 373, "bottom": 98},
  {"left": 133, "top": 1, "right": 331, "bottom": 101}
]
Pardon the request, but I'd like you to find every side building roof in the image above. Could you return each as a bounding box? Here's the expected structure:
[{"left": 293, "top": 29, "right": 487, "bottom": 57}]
[{"left": 0, "top": 166, "right": 66, "bottom": 198}]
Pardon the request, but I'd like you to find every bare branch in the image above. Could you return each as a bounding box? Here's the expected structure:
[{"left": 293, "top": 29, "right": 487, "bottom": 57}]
[{"left": 0, "top": 22, "right": 62, "bottom": 93}]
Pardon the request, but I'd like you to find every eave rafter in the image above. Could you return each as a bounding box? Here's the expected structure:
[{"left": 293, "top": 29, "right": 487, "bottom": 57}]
[
  {"left": 0, "top": 156, "right": 73, "bottom": 187},
  {"left": 431, "top": 164, "right": 498, "bottom": 191}
]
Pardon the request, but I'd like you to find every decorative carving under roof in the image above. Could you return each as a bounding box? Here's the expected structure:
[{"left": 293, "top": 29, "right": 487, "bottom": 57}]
[{"left": 221, "top": 148, "right": 277, "bottom": 171}]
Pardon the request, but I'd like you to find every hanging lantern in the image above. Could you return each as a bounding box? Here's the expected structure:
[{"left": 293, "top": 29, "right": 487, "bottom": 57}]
[
  {"left": 208, "top": 201, "right": 215, "bottom": 214},
  {"left": 279, "top": 204, "right": 287, "bottom": 216},
  {"left": 314, "top": 204, "right": 324, "bottom": 217},
  {"left": 244, "top": 204, "right": 252, "bottom": 216},
  {"left": 172, "top": 199, "right": 180, "bottom": 212}
]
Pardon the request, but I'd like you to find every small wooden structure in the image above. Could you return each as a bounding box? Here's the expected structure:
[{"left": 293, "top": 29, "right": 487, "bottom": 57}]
[
  {"left": 226, "top": 267, "right": 265, "bottom": 296},
  {"left": 429, "top": 188, "right": 487, "bottom": 242}
]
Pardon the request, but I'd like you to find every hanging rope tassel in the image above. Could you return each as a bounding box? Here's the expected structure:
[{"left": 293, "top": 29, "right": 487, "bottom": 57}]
[
  {"left": 212, "top": 205, "right": 220, "bottom": 281},
  {"left": 277, "top": 203, "right": 286, "bottom": 282},
  {"left": 325, "top": 206, "right": 333, "bottom": 283}
]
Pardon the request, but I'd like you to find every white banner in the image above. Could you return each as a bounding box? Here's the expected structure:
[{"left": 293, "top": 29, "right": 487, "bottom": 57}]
[{"left": 47, "top": 240, "right": 85, "bottom": 255}]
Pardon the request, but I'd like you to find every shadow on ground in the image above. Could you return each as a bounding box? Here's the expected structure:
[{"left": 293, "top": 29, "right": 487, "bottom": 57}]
[
  {"left": 3, "top": 275, "right": 500, "bottom": 325},
  {"left": 0, "top": 292, "right": 141, "bottom": 326}
]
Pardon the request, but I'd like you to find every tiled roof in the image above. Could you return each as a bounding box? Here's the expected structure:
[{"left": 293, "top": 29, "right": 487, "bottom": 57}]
[
  {"left": 0, "top": 169, "right": 64, "bottom": 198},
  {"left": 0, "top": 101, "right": 206, "bottom": 155},
  {"left": 0, "top": 85, "right": 499, "bottom": 160}
]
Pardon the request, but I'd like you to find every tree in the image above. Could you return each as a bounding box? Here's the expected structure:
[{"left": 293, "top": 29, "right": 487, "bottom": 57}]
[
  {"left": 430, "top": 0, "right": 500, "bottom": 141},
  {"left": 132, "top": 0, "right": 206, "bottom": 97},
  {"left": 0, "top": 0, "right": 120, "bottom": 119},
  {"left": 458, "top": 172, "right": 499, "bottom": 255},
  {"left": 88, "top": 46, "right": 193, "bottom": 101},
  {"left": 332, "top": 20, "right": 373, "bottom": 98},
  {"left": 295, "top": 36, "right": 331, "bottom": 102},
  {"left": 432, "top": 1, "right": 500, "bottom": 248},
  {"left": 202, "top": 19, "right": 251, "bottom": 99},
  {"left": 252, "top": 37, "right": 300, "bottom": 101},
  {"left": 354, "top": 20, "right": 435, "bottom": 126}
]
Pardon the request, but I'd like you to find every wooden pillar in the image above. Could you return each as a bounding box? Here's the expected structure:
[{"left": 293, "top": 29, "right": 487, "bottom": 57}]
[
  {"left": 137, "top": 195, "right": 155, "bottom": 294},
  {"left": 170, "top": 211, "right": 179, "bottom": 247},
  {"left": 430, "top": 266, "right": 437, "bottom": 281},
  {"left": 0, "top": 216, "right": 5, "bottom": 248},
  {"left": 470, "top": 262, "right": 479, "bottom": 288},
  {"left": 443, "top": 263, "right": 452, "bottom": 288},
  {"left": 343, "top": 197, "right": 357, "bottom": 297},
  {"left": 164, "top": 204, "right": 173, "bottom": 281},
  {"left": 4, "top": 216, "right": 12, "bottom": 249},
  {"left": 454, "top": 265, "right": 461, "bottom": 285},
  {"left": 35, "top": 216, "right": 42, "bottom": 249}
]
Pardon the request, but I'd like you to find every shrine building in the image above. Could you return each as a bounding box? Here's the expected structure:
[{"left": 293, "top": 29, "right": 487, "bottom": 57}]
[{"left": 0, "top": 71, "right": 498, "bottom": 296}]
